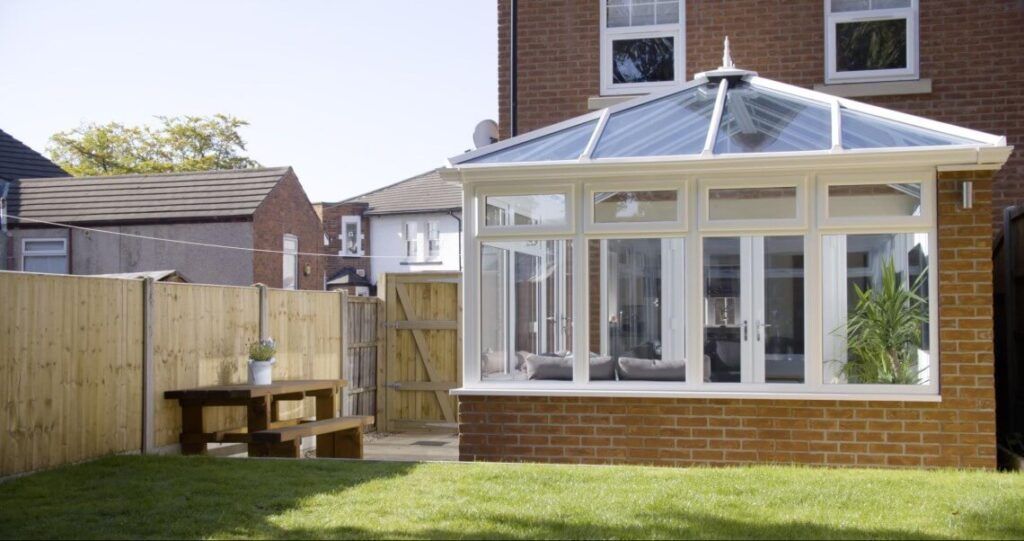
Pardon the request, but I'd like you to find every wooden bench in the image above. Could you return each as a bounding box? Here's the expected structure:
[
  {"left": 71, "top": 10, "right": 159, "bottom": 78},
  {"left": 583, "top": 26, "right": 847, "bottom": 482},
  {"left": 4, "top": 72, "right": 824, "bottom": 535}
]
[{"left": 249, "top": 416, "right": 373, "bottom": 459}]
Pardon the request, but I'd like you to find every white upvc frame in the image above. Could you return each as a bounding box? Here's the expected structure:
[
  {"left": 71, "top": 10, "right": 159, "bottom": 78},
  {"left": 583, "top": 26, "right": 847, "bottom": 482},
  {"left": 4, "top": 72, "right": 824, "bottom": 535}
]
[
  {"left": 458, "top": 166, "right": 941, "bottom": 400},
  {"left": 698, "top": 175, "right": 810, "bottom": 232},
  {"left": 403, "top": 221, "right": 420, "bottom": 261},
  {"left": 475, "top": 183, "right": 576, "bottom": 238},
  {"left": 817, "top": 170, "right": 934, "bottom": 228},
  {"left": 824, "top": 0, "right": 919, "bottom": 84},
  {"left": 584, "top": 179, "right": 687, "bottom": 234},
  {"left": 339, "top": 215, "right": 362, "bottom": 256},
  {"left": 427, "top": 220, "right": 442, "bottom": 260},
  {"left": 21, "top": 237, "right": 68, "bottom": 273},
  {"left": 599, "top": 0, "right": 686, "bottom": 96}
]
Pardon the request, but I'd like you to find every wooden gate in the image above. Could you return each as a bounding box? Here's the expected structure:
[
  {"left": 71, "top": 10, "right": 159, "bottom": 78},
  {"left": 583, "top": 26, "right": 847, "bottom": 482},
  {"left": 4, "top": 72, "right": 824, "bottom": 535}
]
[{"left": 378, "top": 272, "right": 461, "bottom": 432}]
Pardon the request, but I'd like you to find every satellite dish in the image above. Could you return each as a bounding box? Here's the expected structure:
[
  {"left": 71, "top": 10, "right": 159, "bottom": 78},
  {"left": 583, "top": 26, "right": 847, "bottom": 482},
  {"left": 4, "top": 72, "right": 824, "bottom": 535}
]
[{"left": 472, "top": 119, "right": 499, "bottom": 149}]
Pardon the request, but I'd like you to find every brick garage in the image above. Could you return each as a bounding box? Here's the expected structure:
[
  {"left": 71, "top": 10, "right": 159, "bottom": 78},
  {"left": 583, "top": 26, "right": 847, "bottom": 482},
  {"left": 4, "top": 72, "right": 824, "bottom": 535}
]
[
  {"left": 497, "top": 0, "right": 1024, "bottom": 231},
  {"left": 459, "top": 171, "right": 998, "bottom": 469}
]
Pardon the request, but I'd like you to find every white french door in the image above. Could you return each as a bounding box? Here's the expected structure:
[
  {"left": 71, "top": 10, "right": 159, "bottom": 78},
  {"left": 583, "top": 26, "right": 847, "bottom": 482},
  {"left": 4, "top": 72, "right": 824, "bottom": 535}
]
[{"left": 703, "top": 235, "right": 805, "bottom": 384}]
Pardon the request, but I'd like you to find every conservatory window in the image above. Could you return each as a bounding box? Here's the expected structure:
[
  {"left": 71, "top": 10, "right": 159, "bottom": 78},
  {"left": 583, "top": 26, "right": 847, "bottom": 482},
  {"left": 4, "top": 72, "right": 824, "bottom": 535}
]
[
  {"left": 587, "top": 184, "right": 685, "bottom": 232},
  {"left": 827, "top": 182, "right": 921, "bottom": 218},
  {"left": 713, "top": 82, "right": 832, "bottom": 154},
  {"left": 588, "top": 238, "right": 686, "bottom": 382},
  {"left": 600, "top": 0, "right": 685, "bottom": 96},
  {"left": 480, "top": 239, "right": 574, "bottom": 382},
  {"left": 826, "top": 0, "right": 918, "bottom": 84},
  {"left": 702, "top": 180, "right": 806, "bottom": 230},
  {"left": 821, "top": 232, "right": 931, "bottom": 385},
  {"left": 703, "top": 236, "right": 806, "bottom": 384}
]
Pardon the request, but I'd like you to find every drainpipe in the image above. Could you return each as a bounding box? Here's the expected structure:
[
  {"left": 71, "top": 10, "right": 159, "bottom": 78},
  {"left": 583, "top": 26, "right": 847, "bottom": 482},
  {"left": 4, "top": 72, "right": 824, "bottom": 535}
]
[
  {"left": 0, "top": 180, "right": 8, "bottom": 270},
  {"left": 448, "top": 209, "right": 463, "bottom": 271},
  {"left": 509, "top": 0, "right": 518, "bottom": 137}
]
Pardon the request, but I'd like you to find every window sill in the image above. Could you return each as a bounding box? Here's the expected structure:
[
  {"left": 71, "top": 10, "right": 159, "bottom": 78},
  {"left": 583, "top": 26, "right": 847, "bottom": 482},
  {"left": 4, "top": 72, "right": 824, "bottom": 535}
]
[
  {"left": 401, "top": 260, "right": 443, "bottom": 266},
  {"left": 450, "top": 386, "right": 941, "bottom": 402},
  {"left": 813, "top": 79, "right": 932, "bottom": 98}
]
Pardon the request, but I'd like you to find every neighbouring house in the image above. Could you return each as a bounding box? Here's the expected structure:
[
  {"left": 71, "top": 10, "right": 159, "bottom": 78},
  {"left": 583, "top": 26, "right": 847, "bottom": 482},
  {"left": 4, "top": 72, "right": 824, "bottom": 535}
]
[
  {"left": 318, "top": 169, "right": 462, "bottom": 295},
  {"left": 442, "top": 0, "right": 1022, "bottom": 469},
  {"left": 3, "top": 167, "right": 324, "bottom": 290}
]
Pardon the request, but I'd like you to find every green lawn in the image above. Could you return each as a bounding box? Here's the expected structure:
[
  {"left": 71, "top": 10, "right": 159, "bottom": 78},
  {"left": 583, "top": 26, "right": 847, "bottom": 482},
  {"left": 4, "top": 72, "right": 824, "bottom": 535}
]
[{"left": 0, "top": 456, "right": 1022, "bottom": 540}]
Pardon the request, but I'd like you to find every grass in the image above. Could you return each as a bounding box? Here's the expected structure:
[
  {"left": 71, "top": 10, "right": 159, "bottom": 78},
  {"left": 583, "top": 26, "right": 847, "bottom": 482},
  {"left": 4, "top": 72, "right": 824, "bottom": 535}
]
[{"left": 0, "top": 456, "right": 1022, "bottom": 540}]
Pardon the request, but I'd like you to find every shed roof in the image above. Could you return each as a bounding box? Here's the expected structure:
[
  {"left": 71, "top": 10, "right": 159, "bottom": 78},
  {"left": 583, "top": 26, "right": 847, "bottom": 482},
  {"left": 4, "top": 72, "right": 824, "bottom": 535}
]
[
  {"left": 344, "top": 169, "right": 461, "bottom": 215},
  {"left": 7, "top": 167, "right": 293, "bottom": 225},
  {"left": 0, "top": 129, "right": 69, "bottom": 181}
]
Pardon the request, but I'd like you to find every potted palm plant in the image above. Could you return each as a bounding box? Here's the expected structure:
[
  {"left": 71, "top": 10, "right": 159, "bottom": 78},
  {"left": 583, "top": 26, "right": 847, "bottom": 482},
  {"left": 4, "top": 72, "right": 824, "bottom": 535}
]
[
  {"left": 835, "top": 258, "right": 928, "bottom": 384},
  {"left": 247, "top": 338, "right": 277, "bottom": 385}
]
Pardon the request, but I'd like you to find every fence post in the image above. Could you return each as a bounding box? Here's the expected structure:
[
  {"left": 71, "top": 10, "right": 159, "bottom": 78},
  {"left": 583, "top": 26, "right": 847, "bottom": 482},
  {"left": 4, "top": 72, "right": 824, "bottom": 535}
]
[
  {"left": 141, "top": 276, "right": 155, "bottom": 454},
  {"left": 340, "top": 290, "right": 351, "bottom": 416},
  {"left": 256, "top": 283, "right": 269, "bottom": 340}
]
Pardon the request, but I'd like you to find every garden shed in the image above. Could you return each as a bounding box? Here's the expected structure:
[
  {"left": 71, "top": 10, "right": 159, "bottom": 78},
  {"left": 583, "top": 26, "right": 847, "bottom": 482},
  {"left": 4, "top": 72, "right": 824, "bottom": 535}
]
[{"left": 441, "top": 59, "right": 1013, "bottom": 468}]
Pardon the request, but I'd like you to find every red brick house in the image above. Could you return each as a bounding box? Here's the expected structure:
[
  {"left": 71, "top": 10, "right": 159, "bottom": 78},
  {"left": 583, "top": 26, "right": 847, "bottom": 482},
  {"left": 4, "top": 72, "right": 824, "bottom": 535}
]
[
  {"left": 4, "top": 167, "right": 324, "bottom": 290},
  {"left": 441, "top": 0, "right": 1020, "bottom": 468}
]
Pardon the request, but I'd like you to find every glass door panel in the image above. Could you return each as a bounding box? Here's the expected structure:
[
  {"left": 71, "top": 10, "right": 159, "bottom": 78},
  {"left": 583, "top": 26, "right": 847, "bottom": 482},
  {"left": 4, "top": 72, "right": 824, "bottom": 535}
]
[
  {"left": 703, "top": 237, "right": 746, "bottom": 382},
  {"left": 758, "top": 236, "right": 805, "bottom": 383}
]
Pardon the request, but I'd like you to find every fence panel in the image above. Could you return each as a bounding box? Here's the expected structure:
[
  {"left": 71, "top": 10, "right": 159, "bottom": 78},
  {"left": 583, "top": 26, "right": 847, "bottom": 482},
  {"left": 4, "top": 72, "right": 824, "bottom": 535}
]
[
  {"left": 344, "top": 296, "right": 382, "bottom": 423},
  {"left": 0, "top": 272, "right": 143, "bottom": 477}
]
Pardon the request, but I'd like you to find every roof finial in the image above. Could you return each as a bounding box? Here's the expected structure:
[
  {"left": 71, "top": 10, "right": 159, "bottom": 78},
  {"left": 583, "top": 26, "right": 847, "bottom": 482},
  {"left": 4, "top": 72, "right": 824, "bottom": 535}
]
[{"left": 722, "top": 36, "right": 735, "bottom": 69}]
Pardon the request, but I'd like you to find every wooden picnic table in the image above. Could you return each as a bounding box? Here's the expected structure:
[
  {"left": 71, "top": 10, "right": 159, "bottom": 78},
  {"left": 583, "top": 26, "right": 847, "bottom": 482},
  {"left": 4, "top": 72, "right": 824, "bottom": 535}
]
[{"left": 164, "top": 379, "right": 347, "bottom": 456}]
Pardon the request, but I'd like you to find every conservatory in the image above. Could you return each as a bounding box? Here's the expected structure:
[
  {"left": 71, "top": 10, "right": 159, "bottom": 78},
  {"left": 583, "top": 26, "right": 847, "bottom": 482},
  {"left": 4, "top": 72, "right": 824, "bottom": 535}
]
[{"left": 441, "top": 61, "right": 1011, "bottom": 402}]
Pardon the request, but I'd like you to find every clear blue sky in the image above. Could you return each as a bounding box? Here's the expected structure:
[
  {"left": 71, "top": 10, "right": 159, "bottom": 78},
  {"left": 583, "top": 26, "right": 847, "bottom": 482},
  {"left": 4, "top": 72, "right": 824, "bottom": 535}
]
[{"left": 0, "top": 0, "right": 497, "bottom": 202}]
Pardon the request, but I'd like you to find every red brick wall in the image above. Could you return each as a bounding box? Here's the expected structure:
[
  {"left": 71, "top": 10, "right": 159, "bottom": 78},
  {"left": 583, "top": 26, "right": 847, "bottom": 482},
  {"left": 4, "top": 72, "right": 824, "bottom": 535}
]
[
  {"left": 252, "top": 169, "right": 324, "bottom": 290},
  {"left": 320, "top": 201, "right": 371, "bottom": 282},
  {"left": 497, "top": 0, "right": 1024, "bottom": 228},
  {"left": 458, "top": 170, "right": 997, "bottom": 469}
]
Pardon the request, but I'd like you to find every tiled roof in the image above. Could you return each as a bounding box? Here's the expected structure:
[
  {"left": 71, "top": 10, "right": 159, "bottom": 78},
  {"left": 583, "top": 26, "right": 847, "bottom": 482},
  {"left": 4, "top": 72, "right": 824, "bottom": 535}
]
[
  {"left": 344, "top": 169, "right": 461, "bottom": 215},
  {"left": 0, "top": 129, "right": 69, "bottom": 181},
  {"left": 7, "top": 167, "right": 292, "bottom": 225}
]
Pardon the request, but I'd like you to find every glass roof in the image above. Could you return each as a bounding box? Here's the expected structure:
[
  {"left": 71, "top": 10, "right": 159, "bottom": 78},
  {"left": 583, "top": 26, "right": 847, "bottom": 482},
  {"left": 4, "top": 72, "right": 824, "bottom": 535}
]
[{"left": 454, "top": 69, "right": 1001, "bottom": 166}]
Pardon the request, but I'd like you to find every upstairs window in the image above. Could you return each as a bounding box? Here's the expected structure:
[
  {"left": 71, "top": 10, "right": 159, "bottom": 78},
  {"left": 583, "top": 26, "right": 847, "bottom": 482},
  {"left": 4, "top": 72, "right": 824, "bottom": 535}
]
[
  {"left": 427, "top": 221, "right": 441, "bottom": 259},
  {"left": 600, "top": 0, "right": 685, "bottom": 96},
  {"left": 340, "top": 216, "right": 362, "bottom": 256},
  {"left": 404, "top": 222, "right": 420, "bottom": 260},
  {"left": 826, "top": 0, "right": 918, "bottom": 84}
]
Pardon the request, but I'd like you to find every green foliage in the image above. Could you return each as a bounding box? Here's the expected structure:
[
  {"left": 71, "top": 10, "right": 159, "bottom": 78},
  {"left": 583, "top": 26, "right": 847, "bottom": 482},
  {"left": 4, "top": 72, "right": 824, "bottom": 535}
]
[
  {"left": 247, "top": 338, "right": 276, "bottom": 362},
  {"left": 839, "top": 258, "right": 928, "bottom": 384},
  {"left": 47, "top": 114, "right": 260, "bottom": 176}
]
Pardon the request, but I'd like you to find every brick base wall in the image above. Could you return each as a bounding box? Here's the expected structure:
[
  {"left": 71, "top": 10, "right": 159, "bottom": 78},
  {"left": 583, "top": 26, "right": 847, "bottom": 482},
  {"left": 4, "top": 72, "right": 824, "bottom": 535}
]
[{"left": 459, "top": 171, "right": 996, "bottom": 469}]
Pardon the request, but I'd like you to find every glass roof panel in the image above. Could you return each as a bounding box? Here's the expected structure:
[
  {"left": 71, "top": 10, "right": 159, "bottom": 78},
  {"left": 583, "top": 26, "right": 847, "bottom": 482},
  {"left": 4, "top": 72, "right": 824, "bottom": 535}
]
[
  {"left": 840, "top": 108, "right": 977, "bottom": 149},
  {"left": 592, "top": 83, "right": 718, "bottom": 158},
  {"left": 714, "top": 82, "right": 832, "bottom": 154},
  {"left": 465, "top": 120, "right": 597, "bottom": 164}
]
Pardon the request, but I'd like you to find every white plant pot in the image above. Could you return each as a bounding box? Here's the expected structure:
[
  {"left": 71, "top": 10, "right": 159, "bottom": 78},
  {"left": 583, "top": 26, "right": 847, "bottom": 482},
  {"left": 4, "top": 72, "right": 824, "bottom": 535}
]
[{"left": 248, "top": 358, "right": 275, "bottom": 385}]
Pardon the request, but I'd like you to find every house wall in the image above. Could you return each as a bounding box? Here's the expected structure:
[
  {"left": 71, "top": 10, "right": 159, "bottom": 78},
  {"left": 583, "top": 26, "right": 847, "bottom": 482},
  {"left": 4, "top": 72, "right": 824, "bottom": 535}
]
[
  {"left": 321, "top": 201, "right": 372, "bottom": 282},
  {"left": 252, "top": 170, "right": 325, "bottom": 290},
  {"left": 368, "top": 212, "right": 463, "bottom": 284},
  {"left": 497, "top": 0, "right": 1024, "bottom": 229},
  {"left": 71, "top": 222, "right": 254, "bottom": 285},
  {"left": 459, "top": 169, "right": 998, "bottom": 469}
]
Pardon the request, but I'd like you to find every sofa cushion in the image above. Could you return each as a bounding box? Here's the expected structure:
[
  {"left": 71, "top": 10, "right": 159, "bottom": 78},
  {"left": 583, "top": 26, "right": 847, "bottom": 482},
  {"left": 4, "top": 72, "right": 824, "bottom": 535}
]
[
  {"left": 617, "top": 357, "right": 686, "bottom": 381},
  {"left": 589, "top": 355, "right": 615, "bottom": 380},
  {"left": 525, "top": 354, "right": 573, "bottom": 380}
]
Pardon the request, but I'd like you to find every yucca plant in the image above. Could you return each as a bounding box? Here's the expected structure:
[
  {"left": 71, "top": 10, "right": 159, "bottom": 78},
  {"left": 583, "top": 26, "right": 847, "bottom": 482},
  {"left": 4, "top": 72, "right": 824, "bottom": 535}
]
[{"left": 837, "top": 258, "right": 927, "bottom": 384}]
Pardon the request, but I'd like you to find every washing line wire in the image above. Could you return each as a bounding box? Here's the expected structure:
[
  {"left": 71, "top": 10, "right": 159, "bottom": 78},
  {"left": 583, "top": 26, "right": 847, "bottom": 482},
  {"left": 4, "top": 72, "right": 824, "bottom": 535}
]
[{"left": 4, "top": 213, "right": 412, "bottom": 259}]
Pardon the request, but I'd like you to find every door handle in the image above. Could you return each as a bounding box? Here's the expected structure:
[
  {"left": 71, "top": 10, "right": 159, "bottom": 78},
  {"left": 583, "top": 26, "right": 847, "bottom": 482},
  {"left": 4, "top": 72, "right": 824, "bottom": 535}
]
[
  {"left": 756, "top": 320, "right": 772, "bottom": 341},
  {"left": 742, "top": 319, "right": 748, "bottom": 341}
]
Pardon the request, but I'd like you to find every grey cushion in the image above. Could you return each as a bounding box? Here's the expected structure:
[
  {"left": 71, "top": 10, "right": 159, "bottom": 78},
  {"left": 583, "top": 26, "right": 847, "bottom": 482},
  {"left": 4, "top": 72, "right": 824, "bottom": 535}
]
[
  {"left": 617, "top": 357, "right": 686, "bottom": 381},
  {"left": 589, "top": 355, "right": 615, "bottom": 381},
  {"left": 526, "top": 355, "right": 572, "bottom": 380}
]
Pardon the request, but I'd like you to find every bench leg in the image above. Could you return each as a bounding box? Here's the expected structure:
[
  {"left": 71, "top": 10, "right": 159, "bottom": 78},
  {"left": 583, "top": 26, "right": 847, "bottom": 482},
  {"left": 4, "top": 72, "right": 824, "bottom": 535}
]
[
  {"left": 180, "top": 402, "right": 206, "bottom": 455},
  {"left": 318, "top": 426, "right": 363, "bottom": 459}
]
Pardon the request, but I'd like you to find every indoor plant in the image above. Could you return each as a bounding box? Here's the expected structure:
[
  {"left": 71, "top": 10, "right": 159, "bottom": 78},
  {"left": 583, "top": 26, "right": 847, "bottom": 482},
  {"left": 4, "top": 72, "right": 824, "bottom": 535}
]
[
  {"left": 835, "top": 258, "right": 928, "bottom": 385},
  {"left": 247, "top": 338, "right": 277, "bottom": 385}
]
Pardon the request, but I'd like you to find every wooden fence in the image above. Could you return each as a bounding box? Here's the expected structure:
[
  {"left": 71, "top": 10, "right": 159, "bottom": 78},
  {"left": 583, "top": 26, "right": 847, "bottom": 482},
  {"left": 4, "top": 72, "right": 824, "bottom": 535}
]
[{"left": 0, "top": 271, "right": 382, "bottom": 477}]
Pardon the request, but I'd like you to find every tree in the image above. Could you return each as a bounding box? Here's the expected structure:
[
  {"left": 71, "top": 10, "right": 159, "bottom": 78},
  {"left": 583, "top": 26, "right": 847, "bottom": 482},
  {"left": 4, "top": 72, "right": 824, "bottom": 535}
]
[{"left": 47, "top": 114, "right": 260, "bottom": 176}]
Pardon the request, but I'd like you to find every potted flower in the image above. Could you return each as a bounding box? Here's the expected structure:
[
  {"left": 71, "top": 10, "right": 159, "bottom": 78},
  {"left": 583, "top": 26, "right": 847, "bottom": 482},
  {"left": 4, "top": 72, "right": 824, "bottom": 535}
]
[{"left": 247, "top": 338, "right": 277, "bottom": 385}]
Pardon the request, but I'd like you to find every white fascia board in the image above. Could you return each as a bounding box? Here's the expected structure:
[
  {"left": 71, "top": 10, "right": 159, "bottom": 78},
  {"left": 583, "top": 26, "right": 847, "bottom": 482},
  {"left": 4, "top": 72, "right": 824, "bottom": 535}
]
[
  {"left": 450, "top": 76, "right": 712, "bottom": 166},
  {"left": 450, "top": 386, "right": 942, "bottom": 402},
  {"left": 451, "top": 145, "right": 1009, "bottom": 184}
]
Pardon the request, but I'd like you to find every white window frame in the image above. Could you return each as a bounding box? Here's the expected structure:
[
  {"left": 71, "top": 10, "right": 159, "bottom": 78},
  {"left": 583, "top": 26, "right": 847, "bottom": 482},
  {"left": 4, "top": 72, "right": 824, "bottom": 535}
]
[
  {"left": 339, "top": 216, "right": 362, "bottom": 256},
  {"left": 584, "top": 180, "right": 687, "bottom": 234},
  {"left": 459, "top": 169, "right": 940, "bottom": 401},
  {"left": 817, "top": 171, "right": 934, "bottom": 229},
  {"left": 824, "top": 0, "right": 919, "bottom": 84},
  {"left": 698, "top": 176, "right": 809, "bottom": 232},
  {"left": 600, "top": 0, "right": 686, "bottom": 96},
  {"left": 427, "top": 220, "right": 441, "bottom": 260},
  {"left": 476, "top": 184, "right": 576, "bottom": 238},
  {"left": 282, "top": 234, "right": 298, "bottom": 290},
  {"left": 403, "top": 221, "right": 420, "bottom": 261},
  {"left": 21, "top": 238, "right": 68, "bottom": 274}
]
